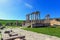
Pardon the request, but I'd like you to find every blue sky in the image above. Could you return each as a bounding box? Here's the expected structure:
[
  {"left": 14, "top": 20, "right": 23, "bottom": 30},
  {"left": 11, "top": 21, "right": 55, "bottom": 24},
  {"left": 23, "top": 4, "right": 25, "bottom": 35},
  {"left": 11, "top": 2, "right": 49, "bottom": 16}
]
[{"left": 0, "top": 0, "right": 60, "bottom": 20}]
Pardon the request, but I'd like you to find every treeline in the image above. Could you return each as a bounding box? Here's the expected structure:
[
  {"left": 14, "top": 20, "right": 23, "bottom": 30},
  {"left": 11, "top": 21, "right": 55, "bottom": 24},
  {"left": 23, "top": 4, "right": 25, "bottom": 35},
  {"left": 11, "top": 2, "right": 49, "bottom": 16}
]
[
  {"left": 5, "top": 22, "right": 22, "bottom": 26},
  {"left": 0, "top": 20, "right": 23, "bottom": 26}
]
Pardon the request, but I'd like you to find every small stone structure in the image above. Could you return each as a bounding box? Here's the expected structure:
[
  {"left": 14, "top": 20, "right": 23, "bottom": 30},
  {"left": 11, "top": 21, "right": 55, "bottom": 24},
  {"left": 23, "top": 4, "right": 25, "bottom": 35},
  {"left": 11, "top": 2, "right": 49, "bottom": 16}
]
[
  {"left": 1, "top": 30, "right": 25, "bottom": 40},
  {"left": 50, "top": 19, "right": 60, "bottom": 26}
]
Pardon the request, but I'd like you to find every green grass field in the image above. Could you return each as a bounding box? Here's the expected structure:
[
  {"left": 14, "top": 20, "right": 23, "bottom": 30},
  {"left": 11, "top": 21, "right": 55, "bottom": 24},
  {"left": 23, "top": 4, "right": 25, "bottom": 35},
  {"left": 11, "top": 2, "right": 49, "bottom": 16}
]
[
  {"left": 23, "top": 27, "right": 60, "bottom": 38},
  {"left": 0, "top": 20, "right": 23, "bottom": 25},
  {"left": 0, "top": 20, "right": 60, "bottom": 38}
]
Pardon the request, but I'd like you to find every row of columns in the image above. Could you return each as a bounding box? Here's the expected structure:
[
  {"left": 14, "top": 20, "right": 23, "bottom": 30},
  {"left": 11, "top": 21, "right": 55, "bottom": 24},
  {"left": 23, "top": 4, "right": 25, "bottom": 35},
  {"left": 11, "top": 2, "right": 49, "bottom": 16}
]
[
  {"left": 26, "top": 14, "right": 30, "bottom": 21},
  {"left": 45, "top": 14, "right": 50, "bottom": 23},
  {"left": 26, "top": 11, "right": 40, "bottom": 23}
]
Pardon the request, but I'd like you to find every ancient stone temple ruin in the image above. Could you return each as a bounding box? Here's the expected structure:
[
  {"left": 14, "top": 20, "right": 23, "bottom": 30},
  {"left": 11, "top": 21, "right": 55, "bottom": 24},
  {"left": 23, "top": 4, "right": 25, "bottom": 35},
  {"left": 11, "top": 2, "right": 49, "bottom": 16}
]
[
  {"left": 26, "top": 11, "right": 40, "bottom": 28},
  {"left": 22, "top": 11, "right": 50, "bottom": 28},
  {"left": 22, "top": 11, "right": 60, "bottom": 28}
]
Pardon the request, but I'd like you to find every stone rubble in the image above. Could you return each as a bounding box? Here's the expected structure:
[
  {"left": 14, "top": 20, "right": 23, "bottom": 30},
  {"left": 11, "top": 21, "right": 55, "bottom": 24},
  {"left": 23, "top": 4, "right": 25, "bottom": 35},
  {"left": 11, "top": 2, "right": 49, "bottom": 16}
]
[
  {"left": 1, "top": 28, "right": 60, "bottom": 40},
  {"left": 13, "top": 28, "right": 60, "bottom": 40}
]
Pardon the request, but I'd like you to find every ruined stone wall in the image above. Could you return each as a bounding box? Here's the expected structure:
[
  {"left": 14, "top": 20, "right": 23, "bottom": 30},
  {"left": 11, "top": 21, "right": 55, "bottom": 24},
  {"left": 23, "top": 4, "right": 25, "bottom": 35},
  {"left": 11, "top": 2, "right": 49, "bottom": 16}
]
[{"left": 50, "top": 19, "right": 60, "bottom": 26}]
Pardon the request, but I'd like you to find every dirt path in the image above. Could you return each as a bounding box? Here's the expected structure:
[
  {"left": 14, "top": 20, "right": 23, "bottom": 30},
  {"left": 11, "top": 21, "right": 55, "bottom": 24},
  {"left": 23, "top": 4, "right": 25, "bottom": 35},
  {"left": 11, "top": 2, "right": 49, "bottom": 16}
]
[{"left": 1, "top": 28, "right": 60, "bottom": 40}]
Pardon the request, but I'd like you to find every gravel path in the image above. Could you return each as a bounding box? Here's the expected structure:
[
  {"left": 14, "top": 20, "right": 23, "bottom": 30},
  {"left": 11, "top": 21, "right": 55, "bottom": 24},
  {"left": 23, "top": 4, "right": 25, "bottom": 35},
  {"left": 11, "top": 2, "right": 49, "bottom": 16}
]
[{"left": 1, "top": 28, "right": 60, "bottom": 40}]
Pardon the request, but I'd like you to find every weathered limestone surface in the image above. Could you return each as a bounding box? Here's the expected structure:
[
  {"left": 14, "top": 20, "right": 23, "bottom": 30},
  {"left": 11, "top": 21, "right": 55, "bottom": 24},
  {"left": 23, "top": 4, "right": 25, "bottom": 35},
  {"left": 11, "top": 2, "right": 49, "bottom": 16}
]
[
  {"left": 18, "top": 29, "right": 60, "bottom": 40},
  {"left": 1, "top": 28, "right": 60, "bottom": 40},
  {"left": 50, "top": 19, "right": 60, "bottom": 26},
  {"left": 11, "top": 28, "right": 60, "bottom": 40}
]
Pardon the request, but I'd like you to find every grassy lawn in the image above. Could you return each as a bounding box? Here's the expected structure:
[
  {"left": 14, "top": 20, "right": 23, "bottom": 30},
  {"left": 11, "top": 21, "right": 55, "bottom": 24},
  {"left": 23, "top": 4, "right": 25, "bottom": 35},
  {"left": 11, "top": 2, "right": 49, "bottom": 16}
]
[
  {"left": 0, "top": 20, "right": 23, "bottom": 25},
  {"left": 23, "top": 27, "right": 60, "bottom": 38}
]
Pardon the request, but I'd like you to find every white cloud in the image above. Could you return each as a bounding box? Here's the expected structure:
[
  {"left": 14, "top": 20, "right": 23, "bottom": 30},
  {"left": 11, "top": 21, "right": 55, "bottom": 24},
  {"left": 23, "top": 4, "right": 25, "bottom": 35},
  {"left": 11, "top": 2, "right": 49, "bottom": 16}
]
[{"left": 25, "top": 3, "right": 33, "bottom": 9}]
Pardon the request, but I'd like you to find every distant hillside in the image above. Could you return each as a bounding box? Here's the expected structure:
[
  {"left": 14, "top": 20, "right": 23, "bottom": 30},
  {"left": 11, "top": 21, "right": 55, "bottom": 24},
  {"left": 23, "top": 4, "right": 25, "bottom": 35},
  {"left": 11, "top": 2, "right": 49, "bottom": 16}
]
[{"left": 0, "top": 20, "right": 24, "bottom": 25}]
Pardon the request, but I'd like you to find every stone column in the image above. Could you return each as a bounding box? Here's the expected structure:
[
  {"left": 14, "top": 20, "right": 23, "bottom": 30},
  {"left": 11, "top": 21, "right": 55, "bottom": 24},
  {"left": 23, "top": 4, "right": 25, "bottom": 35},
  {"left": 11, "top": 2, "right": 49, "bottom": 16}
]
[
  {"left": 32, "top": 12, "right": 35, "bottom": 23},
  {"left": 26, "top": 15, "right": 28, "bottom": 21},
  {"left": 33, "top": 13, "right": 35, "bottom": 23},
  {"left": 35, "top": 12, "right": 39, "bottom": 23},
  {"left": 37, "top": 13, "right": 39, "bottom": 23},
  {"left": 39, "top": 13, "right": 40, "bottom": 23},
  {"left": 26, "top": 15, "right": 28, "bottom": 20},
  {"left": 36, "top": 11, "right": 40, "bottom": 23},
  {"left": 33, "top": 13, "right": 35, "bottom": 22},
  {"left": 31, "top": 14, "right": 33, "bottom": 28},
  {"left": 45, "top": 14, "right": 50, "bottom": 23},
  {"left": 26, "top": 14, "right": 30, "bottom": 22},
  {"left": 16, "top": 21, "right": 18, "bottom": 26},
  {"left": 34, "top": 12, "right": 36, "bottom": 23},
  {"left": 37, "top": 13, "right": 39, "bottom": 20},
  {"left": 28, "top": 15, "right": 30, "bottom": 21}
]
